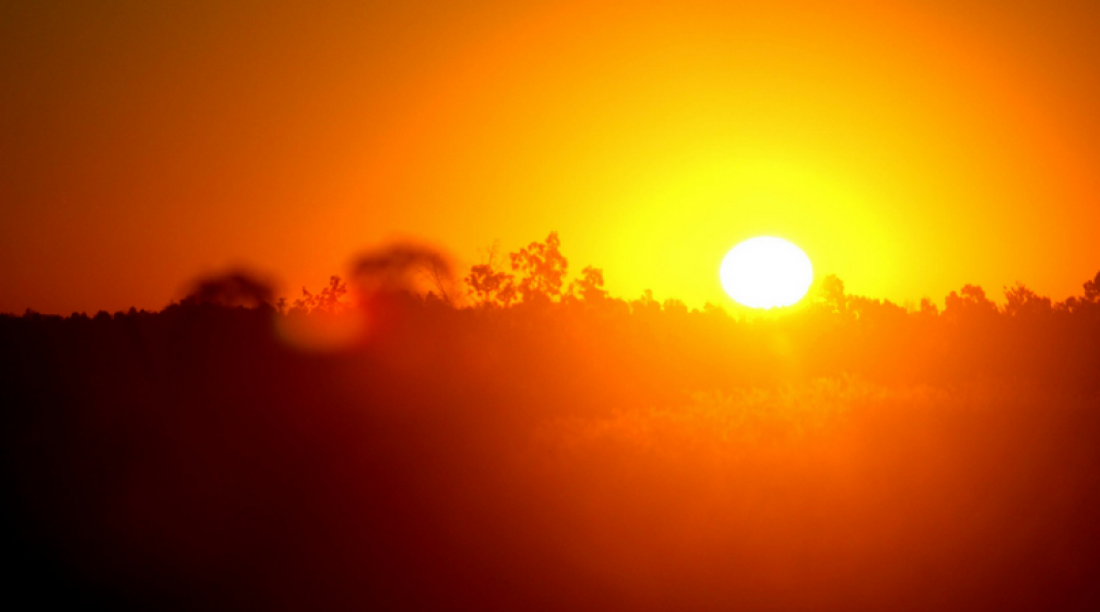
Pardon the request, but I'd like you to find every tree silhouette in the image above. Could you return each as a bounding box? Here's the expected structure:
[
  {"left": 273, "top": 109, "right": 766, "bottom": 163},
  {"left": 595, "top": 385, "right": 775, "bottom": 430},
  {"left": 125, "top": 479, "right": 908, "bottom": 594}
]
[
  {"left": 944, "top": 284, "right": 998, "bottom": 321},
  {"left": 1003, "top": 282, "right": 1052, "bottom": 318},
  {"left": 568, "top": 265, "right": 608, "bottom": 304},
  {"left": 1084, "top": 271, "right": 1100, "bottom": 303},
  {"left": 509, "top": 231, "right": 568, "bottom": 304},
  {"left": 291, "top": 276, "right": 348, "bottom": 314},
  {"left": 350, "top": 243, "right": 455, "bottom": 300},
  {"left": 465, "top": 243, "right": 517, "bottom": 308},
  {"left": 813, "top": 274, "right": 848, "bottom": 316}
]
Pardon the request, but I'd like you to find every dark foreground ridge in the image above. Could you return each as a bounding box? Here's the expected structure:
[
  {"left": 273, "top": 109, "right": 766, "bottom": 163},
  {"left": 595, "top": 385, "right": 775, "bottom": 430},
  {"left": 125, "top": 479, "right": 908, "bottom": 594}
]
[{"left": 3, "top": 237, "right": 1100, "bottom": 610}]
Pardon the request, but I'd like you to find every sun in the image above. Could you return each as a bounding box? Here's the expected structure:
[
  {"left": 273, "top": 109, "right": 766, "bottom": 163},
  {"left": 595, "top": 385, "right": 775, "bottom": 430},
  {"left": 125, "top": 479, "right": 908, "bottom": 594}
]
[{"left": 720, "top": 237, "right": 813, "bottom": 309}]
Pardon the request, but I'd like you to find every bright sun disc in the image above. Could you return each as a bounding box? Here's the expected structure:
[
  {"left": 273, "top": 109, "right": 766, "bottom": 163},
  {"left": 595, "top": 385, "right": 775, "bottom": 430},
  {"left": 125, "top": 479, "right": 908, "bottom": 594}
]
[{"left": 720, "top": 237, "right": 813, "bottom": 309}]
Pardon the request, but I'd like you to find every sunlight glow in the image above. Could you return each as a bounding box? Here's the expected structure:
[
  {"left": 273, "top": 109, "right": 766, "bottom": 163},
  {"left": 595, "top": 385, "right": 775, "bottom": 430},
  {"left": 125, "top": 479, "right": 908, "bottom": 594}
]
[{"left": 720, "top": 237, "right": 813, "bottom": 309}]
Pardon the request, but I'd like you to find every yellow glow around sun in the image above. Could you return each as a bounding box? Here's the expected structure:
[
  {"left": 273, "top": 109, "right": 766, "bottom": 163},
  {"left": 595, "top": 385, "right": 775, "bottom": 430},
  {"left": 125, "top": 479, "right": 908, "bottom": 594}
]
[{"left": 720, "top": 237, "right": 814, "bottom": 309}]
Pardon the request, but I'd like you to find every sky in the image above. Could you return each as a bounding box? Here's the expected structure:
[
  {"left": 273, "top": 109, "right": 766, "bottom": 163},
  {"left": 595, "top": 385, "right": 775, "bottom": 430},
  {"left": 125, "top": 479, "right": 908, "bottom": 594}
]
[{"left": 3, "top": 0, "right": 1100, "bottom": 314}]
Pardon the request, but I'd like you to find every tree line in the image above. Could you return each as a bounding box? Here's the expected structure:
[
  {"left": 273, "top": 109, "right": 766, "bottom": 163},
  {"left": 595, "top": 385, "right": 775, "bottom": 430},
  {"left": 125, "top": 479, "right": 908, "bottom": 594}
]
[{"left": 2, "top": 232, "right": 1100, "bottom": 610}]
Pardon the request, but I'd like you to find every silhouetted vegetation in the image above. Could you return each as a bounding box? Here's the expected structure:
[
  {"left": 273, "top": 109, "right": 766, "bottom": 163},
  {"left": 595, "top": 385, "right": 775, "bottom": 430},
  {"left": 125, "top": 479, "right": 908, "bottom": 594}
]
[{"left": 2, "top": 234, "right": 1100, "bottom": 610}]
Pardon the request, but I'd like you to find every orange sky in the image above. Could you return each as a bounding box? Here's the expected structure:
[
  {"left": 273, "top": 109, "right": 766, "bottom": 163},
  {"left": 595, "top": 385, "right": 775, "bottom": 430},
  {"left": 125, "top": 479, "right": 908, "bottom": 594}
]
[{"left": 3, "top": 0, "right": 1099, "bottom": 314}]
